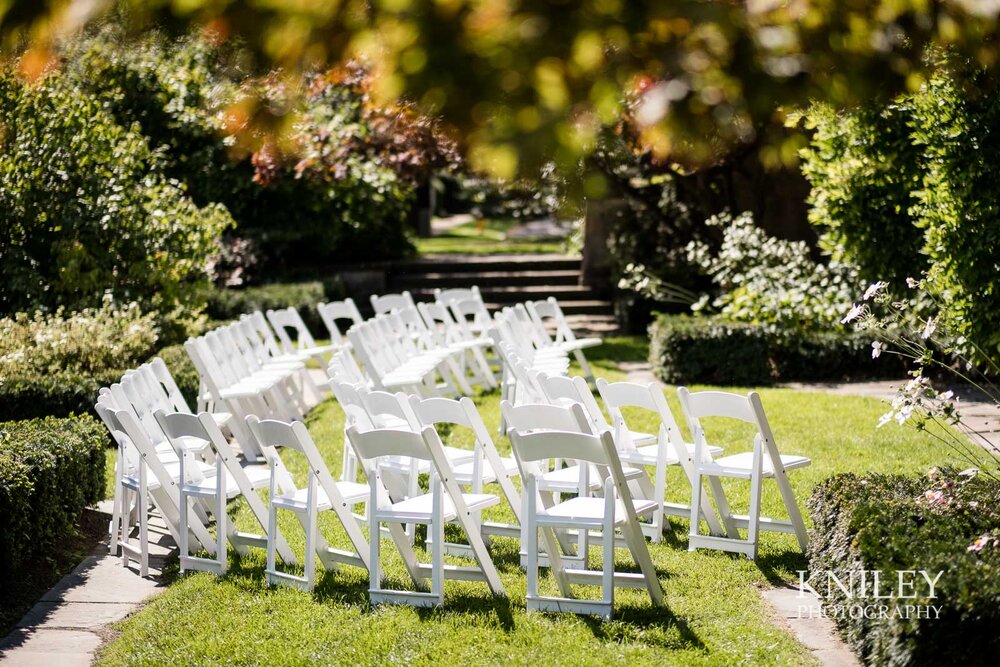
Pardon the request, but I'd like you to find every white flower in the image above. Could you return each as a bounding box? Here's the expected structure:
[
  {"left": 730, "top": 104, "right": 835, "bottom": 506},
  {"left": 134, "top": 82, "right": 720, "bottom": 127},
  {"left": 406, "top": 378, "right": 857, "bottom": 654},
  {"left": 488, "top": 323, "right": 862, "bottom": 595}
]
[
  {"left": 871, "top": 341, "right": 885, "bottom": 358},
  {"left": 877, "top": 410, "right": 894, "bottom": 428},
  {"left": 906, "top": 277, "right": 919, "bottom": 288},
  {"left": 922, "top": 317, "right": 936, "bottom": 339},
  {"left": 842, "top": 304, "right": 864, "bottom": 324},
  {"left": 959, "top": 468, "right": 979, "bottom": 477},
  {"left": 863, "top": 281, "right": 888, "bottom": 301}
]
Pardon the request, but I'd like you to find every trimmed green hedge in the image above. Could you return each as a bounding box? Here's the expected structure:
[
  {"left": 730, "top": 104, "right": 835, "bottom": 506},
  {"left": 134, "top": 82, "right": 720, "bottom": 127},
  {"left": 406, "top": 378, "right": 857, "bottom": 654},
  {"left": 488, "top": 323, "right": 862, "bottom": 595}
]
[
  {"left": 808, "top": 471, "right": 1000, "bottom": 664},
  {"left": 648, "top": 314, "right": 905, "bottom": 385},
  {"left": 0, "top": 370, "right": 123, "bottom": 421},
  {"left": 0, "top": 416, "right": 107, "bottom": 571},
  {"left": 204, "top": 280, "right": 341, "bottom": 334},
  {"left": 0, "top": 346, "right": 199, "bottom": 421}
]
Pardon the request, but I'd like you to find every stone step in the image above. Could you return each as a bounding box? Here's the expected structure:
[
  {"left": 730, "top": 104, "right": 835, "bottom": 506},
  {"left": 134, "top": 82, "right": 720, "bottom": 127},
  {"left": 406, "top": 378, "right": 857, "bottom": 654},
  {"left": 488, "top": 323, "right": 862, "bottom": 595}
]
[
  {"left": 408, "top": 285, "right": 598, "bottom": 304},
  {"left": 389, "top": 254, "right": 581, "bottom": 274},
  {"left": 485, "top": 299, "right": 614, "bottom": 316},
  {"left": 390, "top": 269, "right": 581, "bottom": 289}
]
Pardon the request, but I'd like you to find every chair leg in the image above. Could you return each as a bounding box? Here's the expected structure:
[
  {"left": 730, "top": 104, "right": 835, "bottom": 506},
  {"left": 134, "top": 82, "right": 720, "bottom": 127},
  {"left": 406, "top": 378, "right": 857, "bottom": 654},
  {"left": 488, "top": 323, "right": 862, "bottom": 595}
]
[
  {"left": 304, "top": 475, "right": 317, "bottom": 589},
  {"left": 138, "top": 481, "right": 149, "bottom": 578},
  {"left": 774, "top": 470, "right": 809, "bottom": 550},
  {"left": 525, "top": 478, "right": 539, "bottom": 605},
  {"left": 179, "top": 489, "right": 189, "bottom": 575},
  {"left": 431, "top": 483, "right": 445, "bottom": 604},
  {"left": 746, "top": 475, "right": 763, "bottom": 560},
  {"left": 602, "top": 493, "right": 616, "bottom": 620},
  {"left": 216, "top": 465, "right": 227, "bottom": 575}
]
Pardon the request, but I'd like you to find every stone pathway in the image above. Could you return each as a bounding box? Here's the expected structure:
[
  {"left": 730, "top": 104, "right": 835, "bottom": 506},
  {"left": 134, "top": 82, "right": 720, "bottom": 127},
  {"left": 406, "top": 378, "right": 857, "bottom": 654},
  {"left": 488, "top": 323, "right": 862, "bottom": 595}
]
[
  {"left": 763, "top": 587, "right": 860, "bottom": 667},
  {"left": 0, "top": 502, "right": 173, "bottom": 667}
]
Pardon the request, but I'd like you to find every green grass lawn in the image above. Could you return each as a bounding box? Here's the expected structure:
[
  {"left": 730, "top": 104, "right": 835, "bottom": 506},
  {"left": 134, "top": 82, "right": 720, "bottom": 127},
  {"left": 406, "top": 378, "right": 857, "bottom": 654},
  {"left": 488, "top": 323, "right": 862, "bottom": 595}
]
[
  {"left": 413, "top": 218, "right": 571, "bottom": 255},
  {"left": 96, "top": 337, "right": 976, "bottom": 666}
]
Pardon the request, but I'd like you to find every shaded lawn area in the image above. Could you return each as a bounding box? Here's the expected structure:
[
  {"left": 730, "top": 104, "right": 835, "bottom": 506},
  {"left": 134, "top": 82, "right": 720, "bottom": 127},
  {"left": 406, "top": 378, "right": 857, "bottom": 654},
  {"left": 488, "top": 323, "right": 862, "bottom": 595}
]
[
  {"left": 413, "top": 218, "right": 569, "bottom": 255},
  {"left": 97, "top": 337, "right": 974, "bottom": 666}
]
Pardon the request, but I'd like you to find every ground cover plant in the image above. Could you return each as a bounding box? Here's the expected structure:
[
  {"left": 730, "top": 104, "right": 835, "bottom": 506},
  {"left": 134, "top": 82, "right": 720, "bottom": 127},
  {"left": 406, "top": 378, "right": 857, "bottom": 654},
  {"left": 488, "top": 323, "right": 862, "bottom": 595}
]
[{"left": 95, "top": 338, "right": 983, "bottom": 666}]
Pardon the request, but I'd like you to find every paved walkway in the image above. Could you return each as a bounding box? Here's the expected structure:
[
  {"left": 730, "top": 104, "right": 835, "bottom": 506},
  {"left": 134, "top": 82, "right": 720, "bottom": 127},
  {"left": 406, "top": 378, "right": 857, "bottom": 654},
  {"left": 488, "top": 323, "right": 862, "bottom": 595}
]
[{"left": 0, "top": 502, "right": 173, "bottom": 667}]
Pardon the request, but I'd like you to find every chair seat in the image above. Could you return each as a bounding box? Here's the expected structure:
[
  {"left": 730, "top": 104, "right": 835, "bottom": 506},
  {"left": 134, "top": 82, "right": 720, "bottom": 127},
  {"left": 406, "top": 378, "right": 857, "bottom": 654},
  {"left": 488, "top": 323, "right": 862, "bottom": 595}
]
[
  {"left": 537, "top": 496, "right": 658, "bottom": 527},
  {"left": 702, "top": 451, "right": 811, "bottom": 478},
  {"left": 241, "top": 464, "right": 273, "bottom": 489},
  {"left": 620, "top": 443, "right": 724, "bottom": 467},
  {"left": 377, "top": 492, "right": 500, "bottom": 523},
  {"left": 273, "top": 481, "right": 369, "bottom": 511},
  {"left": 452, "top": 455, "right": 519, "bottom": 485},
  {"left": 619, "top": 445, "right": 680, "bottom": 467},
  {"left": 539, "top": 465, "right": 601, "bottom": 492},
  {"left": 555, "top": 337, "right": 602, "bottom": 352},
  {"left": 539, "top": 463, "right": 644, "bottom": 492}
]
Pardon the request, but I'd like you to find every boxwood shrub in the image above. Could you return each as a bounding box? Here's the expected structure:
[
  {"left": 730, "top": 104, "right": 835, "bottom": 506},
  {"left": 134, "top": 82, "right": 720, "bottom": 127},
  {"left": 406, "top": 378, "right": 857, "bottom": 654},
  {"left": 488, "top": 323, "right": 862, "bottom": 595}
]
[
  {"left": 808, "top": 471, "right": 1000, "bottom": 665},
  {"left": 203, "top": 280, "right": 341, "bottom": 335},
  {"left": 0, "top": 346, "right": 199, "bottom": 422},
  {"left": 0, "top": 416, "right": 108, "bottom": 571},
  {"left": 648, "top": 314, "right": 906, "bottom": 385}
]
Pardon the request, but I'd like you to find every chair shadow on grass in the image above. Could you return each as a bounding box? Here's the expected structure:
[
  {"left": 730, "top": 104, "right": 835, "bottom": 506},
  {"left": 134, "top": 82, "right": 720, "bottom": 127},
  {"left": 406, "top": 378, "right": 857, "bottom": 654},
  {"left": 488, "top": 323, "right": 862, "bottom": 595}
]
[{"left": 753, "top": 548, "right": 809, "bottom": 588}]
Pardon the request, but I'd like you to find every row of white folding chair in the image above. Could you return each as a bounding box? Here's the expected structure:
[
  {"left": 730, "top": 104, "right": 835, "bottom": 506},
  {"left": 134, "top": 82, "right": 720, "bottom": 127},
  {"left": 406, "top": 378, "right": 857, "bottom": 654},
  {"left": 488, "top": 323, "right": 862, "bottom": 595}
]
[
  {"left": 528, "top": 374, "right": 812, "bottom": 558},
  {"left": 185, "top": 325, "right": 312, "bottom": 458},
  {"left": 434, "top": 286, "right": 493, "bottom": 338},
  {"left": 265, "top": 306, "right": 340, "bottom": 362},
  {"left": 416, "top": 301, "right": 497, "bottom": 390},
  {"left": 503, "top": 401, "right": 664, "bottom": 620},
  {"left": 221, "top": 316, "right": 324, "bottom": 410},
  {"left": 346, "top": 313, "right": 465, "bottom": 396},
  {"left": 101, "top": 364, "right": 218, "bottom": 567},
  {"left": 98, "top": 365, "right": 300, "bottom": 575},
  {"left": 533, "top": 373, "right": 725, "bottom": 543},
  {"left": 524, "top": 297, "right": 601, "bottom": 385}
]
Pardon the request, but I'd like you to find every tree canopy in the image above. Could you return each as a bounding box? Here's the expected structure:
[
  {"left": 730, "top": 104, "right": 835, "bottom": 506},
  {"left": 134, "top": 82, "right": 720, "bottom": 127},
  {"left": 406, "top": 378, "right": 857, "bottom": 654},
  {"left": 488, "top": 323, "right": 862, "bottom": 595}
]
[{"left": 4, "top": 1, "right": 1000, "bottom": 182}]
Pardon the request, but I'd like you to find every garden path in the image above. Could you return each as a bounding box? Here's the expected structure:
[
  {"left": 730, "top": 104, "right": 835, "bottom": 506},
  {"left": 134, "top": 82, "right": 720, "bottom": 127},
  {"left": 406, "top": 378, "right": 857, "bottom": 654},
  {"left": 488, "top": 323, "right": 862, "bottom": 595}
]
[{"left": 0, "top": 501, "right": 172, "bottom": 667}]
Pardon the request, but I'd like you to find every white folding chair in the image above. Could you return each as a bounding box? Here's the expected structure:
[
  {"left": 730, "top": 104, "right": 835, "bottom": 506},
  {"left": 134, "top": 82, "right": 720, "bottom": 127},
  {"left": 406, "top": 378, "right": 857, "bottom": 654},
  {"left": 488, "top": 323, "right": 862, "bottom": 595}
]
[
  {"left": 437, "top": 286, "right": 492, "bottom": 336},
  {"left": 266, "top": 306, "right": 339, "bottom": 362},
  {"left": 370, "top": 290, "right": 417, "bottom": 315},
  {"left": 596, "top": 379, "right": 724, "bottom": 542},
  {"left": 508, "top": 423, "right": 664, "bottom": 621},
  {"left": 417, "top": 301, "right": 497, "bottom": 389},
  {"left": 678, "top": 388, "right": 811, "bottom": 559},
  {"left": 154, "top": 410, "right": 297, "bottom": 575},
  {"left": 526, "top": 297, "right": 602, "bottom": 384},
  {"left": 246, "top": 416, "right": 372, "bottom": 591},
  {"left": 501, "top": 400, "right": 618, "bottom": 564},
  {"left": 317, "top": 298, "right": 364, "bottom": 345},
  {"left": 405, "top": 395, "right": 523, "bottom": 552},
  {"left": 345, "top": 424, "right": 506, "bottom": 607},
  {"left": 97, "top": 401, "right": 218, "bottom": 575}
]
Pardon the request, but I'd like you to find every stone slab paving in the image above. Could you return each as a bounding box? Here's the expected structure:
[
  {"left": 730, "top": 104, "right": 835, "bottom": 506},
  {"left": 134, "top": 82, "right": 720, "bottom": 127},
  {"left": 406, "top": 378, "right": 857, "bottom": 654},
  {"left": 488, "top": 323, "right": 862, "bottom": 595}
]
[
  {"left": 0, "top": 502, "right": 173, "bottom": 667},
  {"left": 763, "top": 587, "right": 860, "bottom": 667}
]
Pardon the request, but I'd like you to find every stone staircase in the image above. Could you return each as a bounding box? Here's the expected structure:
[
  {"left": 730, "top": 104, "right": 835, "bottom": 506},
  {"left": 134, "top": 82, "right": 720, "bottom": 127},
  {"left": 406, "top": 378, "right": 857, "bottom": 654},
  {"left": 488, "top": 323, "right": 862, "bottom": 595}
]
[{"left": 385, "top": 254, "right": 618, "bottom": 335}]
